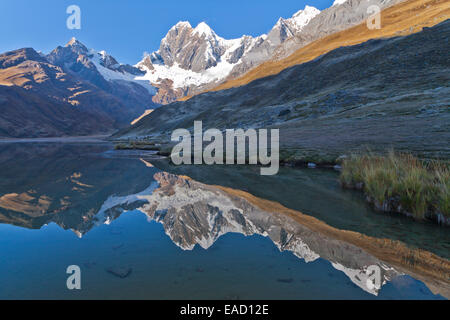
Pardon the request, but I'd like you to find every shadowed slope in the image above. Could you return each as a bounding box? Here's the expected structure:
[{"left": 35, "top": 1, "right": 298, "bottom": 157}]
[
  {"left": 116, "top": 19, "right": 449, "bottom": 161},
  {"left": 185, "top": 0, "right": 449, "bottom": 97}
]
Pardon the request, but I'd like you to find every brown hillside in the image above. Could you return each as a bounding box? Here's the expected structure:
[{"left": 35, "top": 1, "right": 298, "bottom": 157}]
[{"left": 179, "top": 0, "right": 449, "bottom": 100}]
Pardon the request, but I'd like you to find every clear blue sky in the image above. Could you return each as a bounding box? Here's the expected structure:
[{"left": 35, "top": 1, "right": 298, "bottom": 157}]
[{"left": 0, "top": 0, "right": 334, "bottom": 64}]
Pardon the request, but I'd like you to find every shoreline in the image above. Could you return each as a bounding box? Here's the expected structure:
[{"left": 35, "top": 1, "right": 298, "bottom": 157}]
[
  {"left": 110, "top": 140, "right": 450, "bottom": 227},
  {"left": 0, "top": 135, "right": 112, "bottom": 144},
  {"left": 2, "top": 141, "right": 449, "bottom": 297},
  {"left": 4, "top": 137, "right": 448, "bottom": 228}
]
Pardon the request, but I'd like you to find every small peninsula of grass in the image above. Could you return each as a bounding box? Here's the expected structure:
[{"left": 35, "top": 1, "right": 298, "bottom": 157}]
[
  {"left": 114, "top": 141, "right": 160, "bottom": 151},
  {"left": 340, "top": 152, "right": 449, "bottom": 224}
]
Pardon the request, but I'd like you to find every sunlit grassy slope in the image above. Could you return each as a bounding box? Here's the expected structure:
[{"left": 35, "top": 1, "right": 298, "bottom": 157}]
[{"left": 178, "top": 0, "right": 449, "bottom": 101}]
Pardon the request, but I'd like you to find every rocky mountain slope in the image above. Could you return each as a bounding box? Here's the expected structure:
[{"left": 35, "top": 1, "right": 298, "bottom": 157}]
[
  {"left": 136, "top": 21, "right": 266, "bottom": 104},
  {"left": 269, "top": 0, "right": 405, "bottom": 60},
  {"left": 137, "top": 0, "right": 404, "bottom": 104},
  {"left": 210, "top": 0, "right": 449, "bottom": 93},
  {"left": 1, "top": 0, "right": 446, "bottom": 138},
  {"left": 0, "top": 40, "right": 157, "bottom": 138},
  {"left": 47, "top": 38, "right": 155, "bottom": 105},
  {"left": 117, "top": 19, "right": 450, "bottom": 161},
  {"left": 0, "top": 84, "right": 112, "bottom": 138}
]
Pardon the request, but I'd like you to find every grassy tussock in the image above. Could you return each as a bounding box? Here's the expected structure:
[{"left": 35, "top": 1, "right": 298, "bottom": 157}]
[{"left": 340, "top": 151, "right": 449, "bottom": 220}]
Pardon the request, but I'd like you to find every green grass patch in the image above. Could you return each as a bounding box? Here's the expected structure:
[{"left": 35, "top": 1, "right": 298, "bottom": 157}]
[{"left": 340, "top": 151, "right": 449, "bottom": 220}]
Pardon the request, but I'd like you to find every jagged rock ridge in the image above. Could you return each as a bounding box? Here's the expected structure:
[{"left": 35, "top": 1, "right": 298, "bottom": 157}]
[{"left": 136, "top": 0, "right": 402, "bottom": 104}]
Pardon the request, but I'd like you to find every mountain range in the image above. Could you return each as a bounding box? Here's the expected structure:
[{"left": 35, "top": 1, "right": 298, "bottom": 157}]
[
  {"left": 0, "top": 0, "right": 448, "bottom": 138},
  {"left": 0, "top": 39, "right": 156, "bottom": 138},
  {"left": 137, "top": 0, "right": 405, "bottom": 104},
  {"left": 1, "top": 147, "right": 449, "bottom": 297},
  {"left": 118, "top": 16, "right": 450, "bottom": 162}
]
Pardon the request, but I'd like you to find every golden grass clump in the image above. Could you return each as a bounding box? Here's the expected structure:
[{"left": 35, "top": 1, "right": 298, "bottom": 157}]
[{"left": 340, "top": 151, "right": 449, "bottom": 220}]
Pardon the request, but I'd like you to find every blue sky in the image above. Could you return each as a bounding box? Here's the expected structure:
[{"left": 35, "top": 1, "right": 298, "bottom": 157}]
[{"left": 0, "top": 0, "right": 334, "bottom": 64}]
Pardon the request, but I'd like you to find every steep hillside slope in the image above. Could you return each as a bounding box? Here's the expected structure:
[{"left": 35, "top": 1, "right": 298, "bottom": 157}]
[
  {"left": 138, "top": 0, "right": 402, "bottom": 104},
  {"left": 226, "top": 0, "right": 404, "bottom": 81},
  {"left": 204, "top": 0, "right": 449, "bottom": 95},
  {"left": 0, "top": 41, "right": 157, "bottom": 138},
  {"left": 0, "top": 85, "right": 112, "bottom": 138},
  {"left": 117, "top": 20, "right": 450, "bottom": 161},
  {"left": 0, "top": 48, "right": 117, "bottom": 137}
]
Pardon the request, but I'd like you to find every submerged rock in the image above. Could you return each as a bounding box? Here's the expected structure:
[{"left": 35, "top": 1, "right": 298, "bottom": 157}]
[{"left": 106, "top": 266, "right": 133, "bottom": 279}]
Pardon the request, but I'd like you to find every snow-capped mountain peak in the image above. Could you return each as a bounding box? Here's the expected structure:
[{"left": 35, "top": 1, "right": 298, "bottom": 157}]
[
  {"left": 134, "top": 0, "right": 396, "bottom": 104},
  {"left": 173, "top": 21, "right": 192, "bottom": 29},
  {"left": 193, "top": 22, "right": 216, "bottom": 38},
  {"left": 49, "top": 38, "right": 155, "bottom": 95},
  {"left": 135, "top": 4, "right": 323, "bottom": 103},
  {"left": 89, "top": 49, "right": 155, "bottom": 94},
  {"left": 97, "top": 50, "right": 120, "bottom": 69},
  {"left": 291, "top": 5, "right": 321, "bottom": 30},
  {"left": 333, "top": 0, "right": 348, "bottom": 6},
  {"left": 65, "top": 37, "right": 88, "bottom": 54},
  {"left": 135, "top": 17, "right": 269, "bottom": 97},
  {"left": 267, "top": 6, "right": 319, "bottom": 46},
  {"left": 66, "top": 37, "right": 80, "bottom": 46}
]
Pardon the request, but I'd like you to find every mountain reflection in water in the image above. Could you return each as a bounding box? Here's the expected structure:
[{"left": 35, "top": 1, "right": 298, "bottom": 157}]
[{"left": 0, "top": 143, "right": 448, "bottom": 299}]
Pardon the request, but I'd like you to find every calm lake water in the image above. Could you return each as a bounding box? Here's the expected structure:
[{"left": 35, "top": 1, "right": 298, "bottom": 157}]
[{"left": 0, "top": 142, "right": 448, "bottom": 300}]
